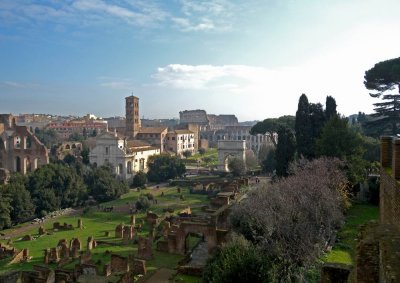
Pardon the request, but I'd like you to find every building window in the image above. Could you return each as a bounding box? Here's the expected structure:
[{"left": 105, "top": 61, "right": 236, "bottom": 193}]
[
  {"left": 105, "top": 147, "right": 109, "bottom": 155},
  {"left": 172, "top": 137, "right": 175, "bottom": 140}
]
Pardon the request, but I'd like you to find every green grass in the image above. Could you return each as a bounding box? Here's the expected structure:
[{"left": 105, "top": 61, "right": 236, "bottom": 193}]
[
  {"left": 186, "top": 148, "right": 219, "bottom": 167},
  {"left": 173, "top": 274, "right": 202, "bottom": 283},
  {"left": 0, "top": 185, "right": 212, "bottom": 275},
  {"left": 323, "top": 203, "right": 379, "bottom": 265}
]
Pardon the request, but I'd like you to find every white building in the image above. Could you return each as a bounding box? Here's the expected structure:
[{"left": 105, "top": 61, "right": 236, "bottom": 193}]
[{"left": 89, "top": 132, "right": 160, "bottom": 179}]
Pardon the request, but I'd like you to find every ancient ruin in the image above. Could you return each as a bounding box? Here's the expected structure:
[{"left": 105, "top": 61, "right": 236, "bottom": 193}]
[{"left": 0, "top": 114, "right": 49, "bottom": 174}]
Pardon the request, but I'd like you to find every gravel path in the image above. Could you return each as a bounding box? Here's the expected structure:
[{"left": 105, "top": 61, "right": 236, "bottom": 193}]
[{"left": 144, "top": 268, "right": 175, "bottom": 283}]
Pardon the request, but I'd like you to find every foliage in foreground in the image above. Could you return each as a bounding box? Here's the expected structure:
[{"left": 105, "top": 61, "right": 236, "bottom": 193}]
[
  {"left": 203, "top": 234, "right": 271, "bottom": 283},
  {"left": 230, "top": 157, "right": 348, "bottom": 281}
]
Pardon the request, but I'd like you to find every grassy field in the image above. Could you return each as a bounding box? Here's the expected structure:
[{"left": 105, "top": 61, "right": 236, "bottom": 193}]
[
  {"left": 186, "top": 148, "right": 219, "bottom": 167},
  {"left": 323, "top": 202, "right": 379, "bottom": 265},
  {"left": 0, "top": 185, "right": 211, "bottom": 277}
]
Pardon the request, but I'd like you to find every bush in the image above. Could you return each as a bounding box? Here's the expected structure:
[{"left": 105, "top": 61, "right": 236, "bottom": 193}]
[
  {"left": 182, "top": 150, "right": 192, "bottom": 158},
  {"left": 203, "top": 234, "right": 271, "bottom": 283},
  {"left": 230, "top": 157, "right": 348, "bottom": 281},
  {"left": 199, "top": 148, "right": 206, "bottom": 155},
  {"left": 132, "top": 171, "right": 147, "bottom": 188},
  {"left": 136, "top": 196, "right": 151, "bottom": 211}
]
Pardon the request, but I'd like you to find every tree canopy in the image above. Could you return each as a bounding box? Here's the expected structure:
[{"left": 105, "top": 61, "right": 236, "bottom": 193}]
[
  {"left": 250, "top": 116, "right": 294, "bottom": 147},
  {"left": 147, "top": 154, "right": 186, "bottom": 183},
  {"left": 275, "top": 126, "right": 296, "bottom": 177},
  {"left": 364, "top": 57, "right": 400, "bottom": 134}
]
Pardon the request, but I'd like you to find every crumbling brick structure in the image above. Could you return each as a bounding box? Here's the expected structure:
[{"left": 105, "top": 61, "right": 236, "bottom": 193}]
[{"left": 0, "top": 114, "right": 49, "bottom": 174}]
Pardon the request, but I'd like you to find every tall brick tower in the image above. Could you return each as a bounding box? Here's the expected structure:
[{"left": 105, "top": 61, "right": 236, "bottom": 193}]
[{"left": 125, "top": 95, "right": 140, "bottom": 138}]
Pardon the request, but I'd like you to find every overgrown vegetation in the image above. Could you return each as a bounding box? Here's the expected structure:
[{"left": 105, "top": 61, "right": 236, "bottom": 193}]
[{"left": 229, "top": 158, "right": 348, "bottom": 282}]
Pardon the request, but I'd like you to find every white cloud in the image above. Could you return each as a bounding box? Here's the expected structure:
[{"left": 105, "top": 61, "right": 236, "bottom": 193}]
[{"left": 173, "top": 0, "right": 235, "bottom": 32}]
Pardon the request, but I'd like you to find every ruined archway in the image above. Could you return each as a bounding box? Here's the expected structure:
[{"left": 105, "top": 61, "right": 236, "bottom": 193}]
[
  {"left": 217, "top": 140, "right": 246, "bottom": 172},
  {"left": 176, "top": 222, "right": 217, "bottom": 255}
]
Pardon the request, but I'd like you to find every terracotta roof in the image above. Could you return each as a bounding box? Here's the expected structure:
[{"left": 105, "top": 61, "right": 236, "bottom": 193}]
[
  {"left": 130, "top": 146, "right": 159, "bottom": 153},
  {"left": 173, "top": 129, "right": 194, "bottom": 134},
  {"left": 138, "top": 127, "right": 167, "bottom": 134},
  {"left": 127, "top": 140, "right": 151, "bottom": 147}
]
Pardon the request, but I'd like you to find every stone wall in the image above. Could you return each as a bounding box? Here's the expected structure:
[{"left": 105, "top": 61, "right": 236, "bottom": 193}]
[{"left": 380, "top": 169, "right": 400, "bottom": 230}]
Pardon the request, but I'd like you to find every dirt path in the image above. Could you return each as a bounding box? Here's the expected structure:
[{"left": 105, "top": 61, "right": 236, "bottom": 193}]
[
  {"left": 144, "top": 268, "right": 175, "bottom": 283},
  {"left": 0, "top": 208, "right": 81, "bottom": 240}
]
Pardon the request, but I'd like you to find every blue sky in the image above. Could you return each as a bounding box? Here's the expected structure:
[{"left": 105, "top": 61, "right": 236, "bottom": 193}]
[{"left": 1, "top": 0, "right": 400, "bottom": 121}]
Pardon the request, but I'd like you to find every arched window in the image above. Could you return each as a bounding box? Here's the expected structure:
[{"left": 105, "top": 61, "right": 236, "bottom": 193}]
[
  {"left": 127, "top": 161, "right": 132, "bottom": 174},
  {"left": 15, "top": 156, "right": 21, "bottom": 172}
]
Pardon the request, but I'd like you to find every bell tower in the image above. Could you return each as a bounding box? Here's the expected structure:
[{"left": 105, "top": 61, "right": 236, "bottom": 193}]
[{"left": 125, "top": 95, "right": 140, "bottom": 138}]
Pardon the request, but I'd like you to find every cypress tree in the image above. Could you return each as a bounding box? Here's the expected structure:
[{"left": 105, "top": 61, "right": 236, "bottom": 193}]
[
  {"left": 325, "top": 96, "right": 337, "bottom": 120},
  {"left": 295, "top": 94, "right": 312, "bottom": 158},
  {"left": 276, "top": 126, "right": 296, "bottom": 177}
]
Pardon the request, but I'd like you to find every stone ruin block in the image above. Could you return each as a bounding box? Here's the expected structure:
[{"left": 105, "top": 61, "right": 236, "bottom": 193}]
[
  {"left": 162, "top": 221, "right": 171, "bottom": 238},
  {"left": 0, "top": 168, "right": 10, "bottom": 185},
  {"left": 123, "top": 226, "right": 135, "bottom": 244},
  {"left": 70, "top": 238, "right": 81, "bottom": 258},
  {"left": 81, "top": 263, "right": 98, "bottom": 276},
  {"left": 79, "top": 251, "right": 92, "bottom": 264},
  {"left": 48, "top": 247, "right": 60, "bottom": 263},
  {"left": 87, "top": 236, "right": 96, "bottom": 251},
  {"left": 133, "top": 259, "right": 146, "bottom": 276},
  {"left": 110, "top": 254, "right": 129, "bottom": 273},
  {"left": 178, "top": 207, "right": 191, "bottom": 217},
  {"left": 38, "top": 226, "right": 46, "bottom": 235},
  {"left": 115, "top": 224, "right": 124, "bottom": 239},
  {"left": 78, "top": 218, "right": 83, "bottom": 229},
  {"left": 156, "top": 240, "right": 169, "bottom": 252},
  {"left": 130, "top": 215, "right": 136, "bottom": 226},
  {"left": 146, "top": 211, "right": 159, "bottom": 227},
  {"left": 137, "top": 237, "right": 153, "bottom": 260},
  {"left": 53, "top": 222, "right": 61, "bottom": 230},
  {"left": 103, "top": 263, "right": 112, "bottom": 277},
  {"left": 55, "top": 269, "right": 74, "bottom": 283},
  {"left": 320, "top": 262, "right": 352, "bottom": 283}
]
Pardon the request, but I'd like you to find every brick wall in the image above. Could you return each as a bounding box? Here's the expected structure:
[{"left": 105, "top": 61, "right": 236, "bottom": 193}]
[{"left": 380, "top": 169, "right": 400, "bottom": 231}]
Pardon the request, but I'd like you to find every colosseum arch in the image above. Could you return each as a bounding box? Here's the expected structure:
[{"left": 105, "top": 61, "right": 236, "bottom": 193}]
[{"left": 217, "top": 140, "right": 246, "bottom": 172}]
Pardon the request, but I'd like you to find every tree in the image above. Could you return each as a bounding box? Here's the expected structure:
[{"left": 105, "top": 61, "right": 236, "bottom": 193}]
[
  {"left": 309, "top": 102, "right": 326, "bottom": 158},
  {"left": 132, "top": 171, "right": 147, "bottom": 188},
  {"left": 147, "top": 154, "right": 186, "bottom": 183},
  {"left": 250, "top": 116, "right": 295, "bottom": 147},
  {"left": 0, "top": 189, "right": 11, "bottom": 230},
  {"left": 262, "top": 148, "right": 276, "bottom": 174},
  {"left": 230, "top": 158, "right": 347, "bottom": 281},
  {"left": 28, "top": 163, "right": 88, "bottom": 214},
  {"left": 6, "top": 174, "right": 35, "bottom": 224},
  {"left": 275, "top": 126, "right": 296, "bottom": 177},
  {"left": 228, "top": 158, "right": 246, "bottom": 176},
  {"left": 316, "top": 116, "right": 366, "bottom": 185},
  {"left": 135, "top": 195, "right": 151, "bottom": 211},
  {"left": 85, "top": 165, "right": 128, "bottom": 202},
  {"left": 325, "top": 96, "right": 337, "bottom": 120},
  {"left": 316, "top": 116, "right": 363, "bottom": 159},
  {"left": 364, "top": 57, "right": 400, "bottom": 134},
  {"left": 295, "top": 94, "right": 312, "bottom": 158},
  {"left": 245, "top": 150, "right": 258, "bottom": 170},
  {"left": 198, "top": 148, "right": 206, "bottom": 155},
  {"left": 182, "top": 150, "right": 192, "bottom": 158},
  {"left": 81, "top": 147, "right": 90, "bottom": 165},
  {"left": 203, "top": 234, "right": 271, "bottom": 283}
]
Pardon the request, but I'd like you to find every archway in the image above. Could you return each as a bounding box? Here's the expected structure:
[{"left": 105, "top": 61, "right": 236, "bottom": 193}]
[
  {"left": 217, "top": 140, "right": 246, "bottom": 172},
  {"left": 15, "top": 156, "right": 21, "bottom": 172}
]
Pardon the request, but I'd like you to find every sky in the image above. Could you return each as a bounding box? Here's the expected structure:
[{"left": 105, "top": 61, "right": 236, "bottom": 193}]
[{"left": 1, "top": 0, "right": 400, "bottom": 121}]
